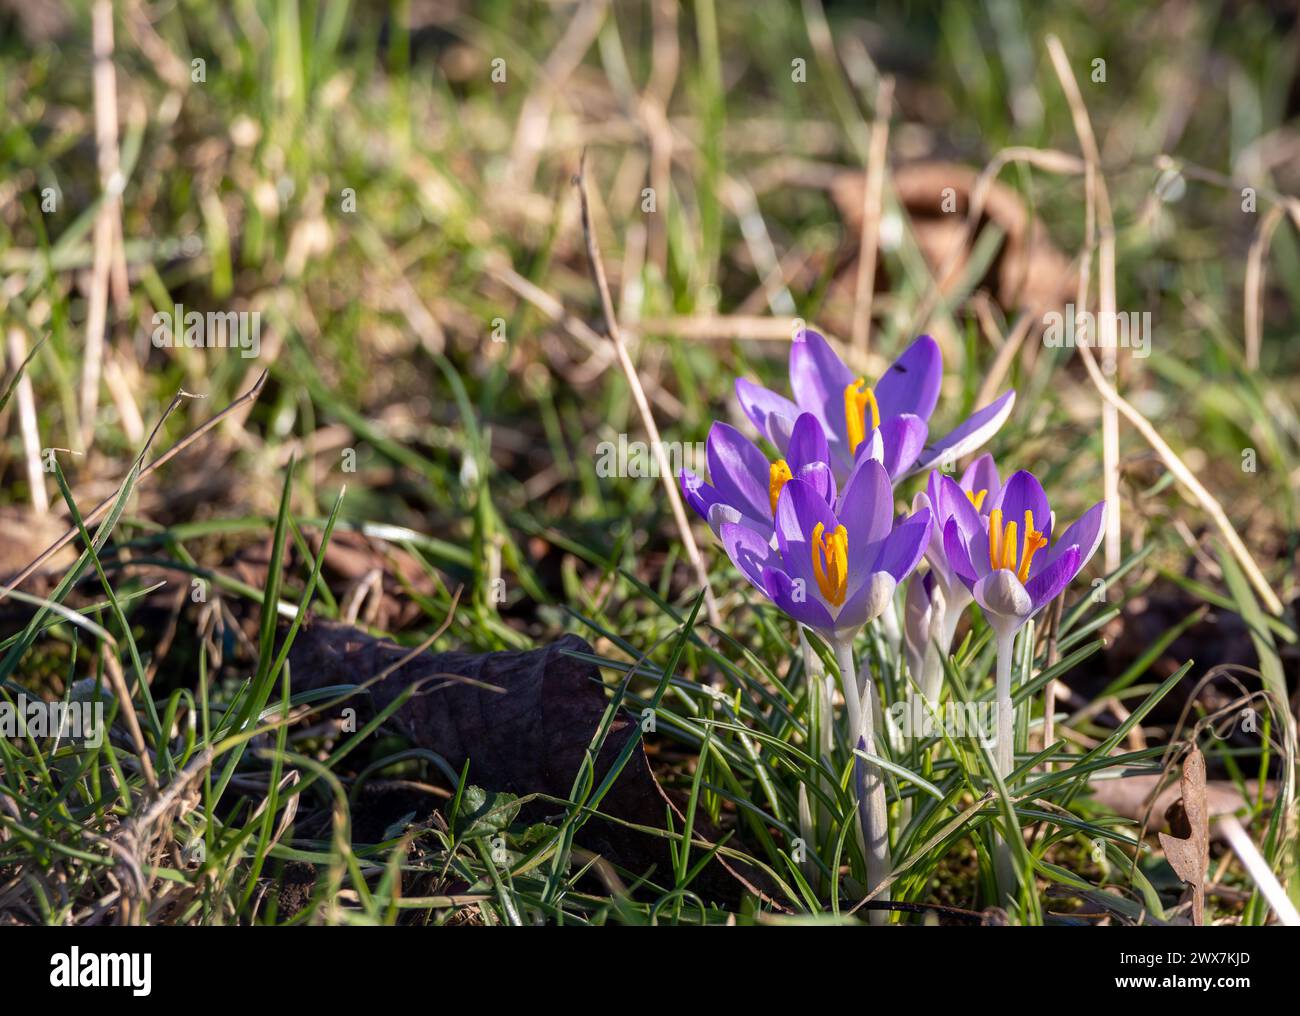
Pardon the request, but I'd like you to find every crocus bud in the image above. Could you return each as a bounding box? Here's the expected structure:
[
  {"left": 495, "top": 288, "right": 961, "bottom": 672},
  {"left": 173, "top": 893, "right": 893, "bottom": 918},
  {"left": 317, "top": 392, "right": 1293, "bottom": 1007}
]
[{"left": 904, "top": 571, "right": 935, "bottom": 683}]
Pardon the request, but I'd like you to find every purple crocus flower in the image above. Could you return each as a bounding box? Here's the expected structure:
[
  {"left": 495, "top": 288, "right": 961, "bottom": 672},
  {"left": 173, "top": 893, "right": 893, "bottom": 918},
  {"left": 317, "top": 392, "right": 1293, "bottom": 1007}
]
[
  {"left": 939, "top": 467, "right": 1105, "bottom": 889},
  {"left": 906, "top": 454, "right": 1008, "bottom": 703},
  {"left": 715, "top": 460, "right": 929, "bottom": 912},
  {"left": 681, "top": 412, "right": 836, "bottom": 538},
  {"left": 715, "top": 461, "right": 932, "bottom": 638},
  {"left": 941, "top": 469, "right": 1105, "bottom": 638},
  {"left": 735, "top": 329, "right": 1015, "bottom": 486},
  {"left": 912, "top": 453, "right": 1004, "bottom": 615}
]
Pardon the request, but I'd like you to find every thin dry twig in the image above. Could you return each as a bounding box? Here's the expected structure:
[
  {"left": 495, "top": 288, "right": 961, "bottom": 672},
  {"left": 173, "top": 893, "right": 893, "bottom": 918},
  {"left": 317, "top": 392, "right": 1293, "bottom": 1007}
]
[
  {"left": 1072, "top": 337, "right": 1283, "bottom": 615},
  {"left": 83, "top": 0, "right": 127, "bottom": 453},
  {"left": 1243, "top": 203, "right": 1300, "bottom": 371},
  {"left": 573, "top": 152, "right": 720, "bottom": 628},
  {"left": 6, "top": 328, "right": 47, "bottom": 515},
  {"left": 0, "top": 371, "right": 270, "bottom": 603},
  {"left": 508, "top": 0, "right": 610, "bottom": 193},
  {"left": 102, "top": 648, "right": 158, "bottom": 795},
  {"left": 851, "top": 77, "right": 893, "bottom": 355},
  {"left": 1046, "top": 34, "right": 1122, "bottom": 575},
  {"left": 973, "top": 312, "right": 1034, "bottom": 410}
]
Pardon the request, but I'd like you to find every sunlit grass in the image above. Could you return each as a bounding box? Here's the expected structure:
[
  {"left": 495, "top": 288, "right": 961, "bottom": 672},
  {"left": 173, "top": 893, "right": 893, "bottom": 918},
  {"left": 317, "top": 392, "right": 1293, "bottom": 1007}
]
[{"left": 0, "top": 0, "right": 1296, "bottom": 925}]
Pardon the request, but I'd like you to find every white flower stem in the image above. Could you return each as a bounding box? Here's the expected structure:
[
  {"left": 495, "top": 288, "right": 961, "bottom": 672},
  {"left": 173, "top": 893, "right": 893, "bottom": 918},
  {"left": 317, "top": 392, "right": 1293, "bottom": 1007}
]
[
  {"left": 834, "top": 637, "right": 890, "bottom": 925},
  {"left": 993, "top": 625, "right": 1018, "bottom": 905},
  {"left": 880, "top": 597, "right": 902, "bottom": 654},
  {"left": 994, "top": 627, "right": 1017, "bottom": 780},
  {"left": 920, "top": 602, "right": 962, "bottom": 706},
  {"left": 797, "top": 626, "right": 833, "bottom": 885}
]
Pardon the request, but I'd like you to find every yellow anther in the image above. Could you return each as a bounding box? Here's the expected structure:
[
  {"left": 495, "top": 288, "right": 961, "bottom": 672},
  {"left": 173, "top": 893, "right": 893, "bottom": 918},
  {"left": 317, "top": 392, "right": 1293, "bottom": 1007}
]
[
  {"left": 988, "top": 507, "right": 1048, "bottom": 580},
  {"left": 844, "top": 378, "right": 881, "bottom": 454},
  {"left": 1016, "top": 509, "right": 1048, "bottom": 583},
  {"left": 966, "top": 488, "right": 988, "bottom": 511},
  {"left": 811, "top": 522, "right": 849, "bottom": 607},
  {"left": 988, "top": 508, "right": 1003, "bottom": 571},
  {"left": 768, "top": 459, "right": 793, "bottom": 515},
  {"left": 1002, "top": 521, "right": 1019, "bottom": 572}
]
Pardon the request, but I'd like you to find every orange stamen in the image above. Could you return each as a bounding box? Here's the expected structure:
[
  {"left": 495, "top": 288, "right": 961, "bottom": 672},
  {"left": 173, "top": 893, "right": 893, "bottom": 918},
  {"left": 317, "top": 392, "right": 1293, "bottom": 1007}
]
[
  {"left": 811, "top": 522, "right": 849, "bottom": 607},
  {"left": 987, "top": 506, "right": 1048, "bottom": 580},
  {"left": 844, "top": 378, "right": 880, "bottom": 454},
  {"left": 768, "top": 459, "right": 793, "bottom": 515},
  {"left": 1016, "top": 509, "right": 1048, "bottom": 582}
]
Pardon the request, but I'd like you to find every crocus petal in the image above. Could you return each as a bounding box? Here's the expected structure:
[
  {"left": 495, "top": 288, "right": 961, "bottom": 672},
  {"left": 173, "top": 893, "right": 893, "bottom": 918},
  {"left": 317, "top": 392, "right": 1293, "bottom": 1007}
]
[
  {"left": 836, "top": 572, "right": 896, "bottom": 632},
  {"left": 838, "top": 456, "right": 892, "bottom": 571},
  {"left": 854, "top": 428, "right": 885, "bottom": 467},
  {"left": 707, "top": 422, "right": 773, "bottom": 523},
  {"left": 936, "top": 474, "right": 984, "bottom": 540},
  {"left": 787, "top": 412, "right": 829, "bottom": 472},
  {"left": 993, "top": 469, "right": 1052, "bottom": 542},
  {"left": 913, "top": 487, "right": 936, "bottom": 537},
  {"left": 925, "top": 468, "right": 943, "bottom": 518},
  {"left": 833, "top": 429, "right": 885, "bottom": 488},
  {"left": 942, "top": 518, "right": 980, "bottom": 588},
  {"left": 763, "top": 567, "right": 836, "bottom": 631},
  {"left": 873, "top": 508, "right": 933, "bottom": 582},
  {"left": 735, "top": 378, "right": 798, "bottom": 454},
  {"left": 877, "top": 414, "right": 929, "bottom": 481},
  {"left": 961, "top": 453, "right": 1001, "bottom": 505},
  {"left": 905, "top": 389, "right": 1016, "bottom": 479},
  {"left": 974, "top": 570, "right": 1033, "bottom": 621},
  {"left": 789, "top": 329, "right": 855, "bottom": 456},
  {"left": 720, "top": 521, "right": 776, "bottom": 593},
  {"left": 964, "top": 515, "right": 992, "bottom": 574},
  {"left": 903, "top": 571, "right": 935, "bottom": 664},
  {"left": 708, "top": 503, "right": 772, "bottom": 541},
  {"left": 680, "top": 469, "right": 721, "bottom": 522},
  {"left": 788, "top": 412, "right": 836, "bottom": 503},
  {"left": 875, "top": 334, "right": 942, "bottom": 423},
  {"left": 1024, "top": 545, "right": 1081, "bottom": 613},
  {"left": 775, "top": 477, "right": 840, "bottom": 597},
  {"left": 796, "top": 460, "right": 836, "bottom": 504},
  {"left": 1043, "top": 501, "right": 1106, "bottom": 576}
]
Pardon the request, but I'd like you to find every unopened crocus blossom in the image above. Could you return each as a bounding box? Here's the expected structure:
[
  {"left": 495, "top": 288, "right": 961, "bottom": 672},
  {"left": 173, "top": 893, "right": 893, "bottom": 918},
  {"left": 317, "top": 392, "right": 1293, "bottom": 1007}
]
[
  {"left": 735, "top": 329, "right": 1015, "bottom": 487},
  {"left": 719, "top": 462, "right": 931, "bottom": 919},
  {"left": 903, "top": 570, "right": 945, "bottom": 704}
]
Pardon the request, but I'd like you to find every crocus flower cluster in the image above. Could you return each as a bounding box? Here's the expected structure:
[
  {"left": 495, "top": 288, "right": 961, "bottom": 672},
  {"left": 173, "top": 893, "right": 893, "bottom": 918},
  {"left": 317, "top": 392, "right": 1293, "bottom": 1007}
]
[
  {"left": 682, "top": 329, "right": 1022, "bottom": 646},
  {"left": 680, "top": 326, "right": 1104, "bottom": 914}
]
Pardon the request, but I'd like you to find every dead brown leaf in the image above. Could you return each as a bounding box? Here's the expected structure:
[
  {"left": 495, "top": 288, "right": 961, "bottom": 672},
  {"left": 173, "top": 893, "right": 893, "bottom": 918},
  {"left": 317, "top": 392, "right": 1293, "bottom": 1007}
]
[
  {"left": 1156, "top": 747, "right": 1210, "bottom": 925},
  {"left": 0, "top": 507, "right": 78, "bottom": 585},
  {"left": 285, "top": 621, "right": 781, "bottom": 908},
  {"left": 831, "top": 161, "right": 1075, "bottom": 315}
]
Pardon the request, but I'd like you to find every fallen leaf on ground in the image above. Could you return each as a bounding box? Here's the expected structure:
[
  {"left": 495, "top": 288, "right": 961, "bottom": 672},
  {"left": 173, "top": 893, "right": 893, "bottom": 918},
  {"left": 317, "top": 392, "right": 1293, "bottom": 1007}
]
[
  {"left": 1156, "top": 747, "right": 1210, "bottom": 925},
  {"left": 285, "top": 621, "right": 781, "bottom": 908},
  {"left": 831, "top": 161, "right": 1075, "bottom": 314},
  {"left": 1088, "top": 770, "right": 1266, "bottom": 828}
]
